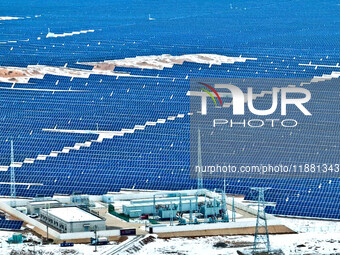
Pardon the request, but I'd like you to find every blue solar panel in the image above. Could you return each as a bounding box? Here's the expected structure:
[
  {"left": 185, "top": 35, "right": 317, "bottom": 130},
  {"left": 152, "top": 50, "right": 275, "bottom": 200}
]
[
  {"left": 0, "top": 220, "right": 23, "bottom": 230},
  {"left": 0, "top": 0, "right": 339, "bottom": 220}
]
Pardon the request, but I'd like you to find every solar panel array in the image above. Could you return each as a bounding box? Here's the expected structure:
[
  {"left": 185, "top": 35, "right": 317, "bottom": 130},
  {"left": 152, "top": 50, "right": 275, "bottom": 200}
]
[
  {"left": 0, "top": 0, "right": 339, "bottom": 219},
  {"left": 0, "top": 219, "right": 23, "bottom": 230}
]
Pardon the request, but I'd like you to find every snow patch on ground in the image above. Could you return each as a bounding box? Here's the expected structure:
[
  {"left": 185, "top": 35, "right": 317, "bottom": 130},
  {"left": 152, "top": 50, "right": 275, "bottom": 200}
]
[
  {"left": 46, "top": 29, "right": 95, "bottom": 38},
  {"left": 0, "top": 230, "right": 117, "bottom": 255},
  {"left": 134, "top": 218, "right": 340, "bottom": 255},
  {"left": 0, "top": 17, "right": 23, "bottom": 21},
  {"left": 0, "top": 218, "right": 339, "bottom": 254},
  {"left": 84, "top": 54, "right": 257, "bottom": 70},
  {"left": 0, "top": 54, "right": 256, "bottom": 84},
  {"left": 0, "top": 64, "right": 161, "bottom": 84}
]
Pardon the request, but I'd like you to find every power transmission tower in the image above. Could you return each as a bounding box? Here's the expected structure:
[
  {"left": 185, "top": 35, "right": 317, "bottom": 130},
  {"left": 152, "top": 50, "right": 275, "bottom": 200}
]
[
  {"left": 251, "top": 187, "right": 271, "bottom": 254},
  {"left": 10, "top": 140, "right": 16, "bottom": 207},
  {"left": 197, "top": 129, "right": 204, "bottom": 189}
]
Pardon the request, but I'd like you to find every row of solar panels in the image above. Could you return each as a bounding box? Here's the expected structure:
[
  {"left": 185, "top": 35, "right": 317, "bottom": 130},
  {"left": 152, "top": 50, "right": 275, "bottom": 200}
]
[{"left": 0, "top": 219, "right": 23, "bottom": 230}]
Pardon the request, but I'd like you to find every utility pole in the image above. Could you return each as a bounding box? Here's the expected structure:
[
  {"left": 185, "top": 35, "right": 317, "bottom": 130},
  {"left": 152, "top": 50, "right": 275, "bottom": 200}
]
[
  {"left": 170, "top": 202, "right": 174, "bottom": 226},
  {"left": 204, "top": 193, "right": 207, "bottom": 223},
  {"left": 197, "top": 129, "right": 204, "bottom": 189},
  {"left": 195, "top": 192, "right": 199, "bottom": 212},
  {"left": 178, "top": 193, "right": 182, "bottom": 214},
  {"left": 232, "top": 196, "right": 236, "bottom": 222},
  {"left": 153, "top": 195, "right": 156, "bottom": 220},
  {"left": 189, "top": 200, "right": 193, "bottom": 223},
  {"left": 251, "top": 187, "right": 271, "bottom": 254},
  {"left": 94, "top": 225, "right": 98, "bottom": 252},
  {"left": 221, "top": 190, "right": 228, "bottom": 222},
  {"left": 45, "top": 202, "right": 50, "bottom": 243},
  {"left": 10, "top": 140, "right": 16, "bottom": 208}
]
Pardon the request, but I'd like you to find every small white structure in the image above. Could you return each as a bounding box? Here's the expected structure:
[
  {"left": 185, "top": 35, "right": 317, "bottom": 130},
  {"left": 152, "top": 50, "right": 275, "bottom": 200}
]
[
  {"left": 40, "top": 207, "right": 105, "bottom": 233},
  {"left": 27, "top": 200, "right": 61, "bottom": 215},
  {"left": 148, "top": 14, "right": 155, "bottom": 21}
]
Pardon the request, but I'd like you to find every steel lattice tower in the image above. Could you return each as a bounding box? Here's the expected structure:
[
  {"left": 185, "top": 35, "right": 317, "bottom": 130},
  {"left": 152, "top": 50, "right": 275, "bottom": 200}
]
[{"left": 251, "top": 187, "right": 271, "bottom": 254}]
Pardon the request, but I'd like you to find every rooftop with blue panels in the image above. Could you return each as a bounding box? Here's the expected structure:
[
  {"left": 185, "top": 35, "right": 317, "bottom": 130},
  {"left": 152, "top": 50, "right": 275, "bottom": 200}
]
[{"left": 0, "top": 0, "right": 339, "bottom": 219}]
